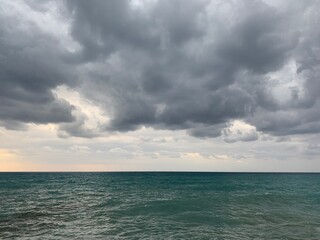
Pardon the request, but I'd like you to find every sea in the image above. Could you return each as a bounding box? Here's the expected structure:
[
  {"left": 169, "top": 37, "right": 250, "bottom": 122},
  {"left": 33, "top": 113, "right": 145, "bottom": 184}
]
[{"left": 0, "top": 172, "right": 320, "bottom": 239}]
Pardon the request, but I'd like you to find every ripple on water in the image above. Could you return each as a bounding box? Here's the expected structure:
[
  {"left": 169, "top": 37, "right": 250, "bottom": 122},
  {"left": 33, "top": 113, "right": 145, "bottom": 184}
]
[{"left": 0, "top": 173, "right": 320, "bottom": 239}]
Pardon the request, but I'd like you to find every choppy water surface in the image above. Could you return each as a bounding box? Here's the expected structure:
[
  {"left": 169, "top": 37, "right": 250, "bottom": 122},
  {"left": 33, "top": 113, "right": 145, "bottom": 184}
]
[{"left": 1, "top": 173, "right": 320, "bottom": 239}]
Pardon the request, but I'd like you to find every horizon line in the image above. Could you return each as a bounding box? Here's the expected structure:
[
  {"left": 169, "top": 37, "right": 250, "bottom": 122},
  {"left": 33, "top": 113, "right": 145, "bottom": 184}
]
[{"left": 1, "top": 171, "right": 320, "bottom": 174}]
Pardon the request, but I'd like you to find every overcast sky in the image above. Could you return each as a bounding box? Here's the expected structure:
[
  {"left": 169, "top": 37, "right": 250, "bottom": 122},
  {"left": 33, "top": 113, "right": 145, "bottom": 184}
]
[{"left": 1, "top": 0, "right": 320, "bottom": 171}]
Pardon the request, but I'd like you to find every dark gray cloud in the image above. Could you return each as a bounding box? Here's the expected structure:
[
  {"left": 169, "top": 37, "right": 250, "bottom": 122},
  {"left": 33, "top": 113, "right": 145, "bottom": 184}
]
[
  {"left": 0, "top": 1, "right": 75, "bottom": 129},
  {"left": 58, "top": 114, "right": 100, "bottom": 138},
  {"left": 1, "top": 0, "right": 320, "bottom": 140},
  {"left": 65, "top": 0, "right": 160, "bottom": 62}
]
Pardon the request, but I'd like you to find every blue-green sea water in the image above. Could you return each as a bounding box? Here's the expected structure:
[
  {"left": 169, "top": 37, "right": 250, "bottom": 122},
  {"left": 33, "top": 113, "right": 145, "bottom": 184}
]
[{"left": 1, "top": 173, "right": 320, "bottom": 239}]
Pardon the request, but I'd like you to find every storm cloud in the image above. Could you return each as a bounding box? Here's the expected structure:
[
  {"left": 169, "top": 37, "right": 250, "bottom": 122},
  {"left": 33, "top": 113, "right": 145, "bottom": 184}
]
[
  {"left": 1, "top": 0, "right": 320, "bottom": 140},
  {"left": 0, "top": 1, "right": 75, "bottom": 129}
]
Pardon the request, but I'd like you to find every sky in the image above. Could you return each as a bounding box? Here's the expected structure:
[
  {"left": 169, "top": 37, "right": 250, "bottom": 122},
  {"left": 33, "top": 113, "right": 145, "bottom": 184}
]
[{"left": 1, "top": 0, "right": 320, "bottom": 172}]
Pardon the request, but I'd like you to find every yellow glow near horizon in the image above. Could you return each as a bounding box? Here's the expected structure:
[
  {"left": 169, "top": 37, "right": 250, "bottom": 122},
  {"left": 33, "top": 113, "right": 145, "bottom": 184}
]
[
  {"left": 0, "top": 161, "right": 118, "bottom": 172},
  {"left": 0, "top": 149, "right": 118, "bottom": 172},
  {"left": 0, "top": 149, "right": 26, "bottom": 171}
]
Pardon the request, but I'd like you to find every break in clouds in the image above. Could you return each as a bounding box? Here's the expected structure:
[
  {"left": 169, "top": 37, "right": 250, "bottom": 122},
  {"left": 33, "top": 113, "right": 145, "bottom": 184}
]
[{"left": 1, "top": 0, "right": 320, "bottom": 142}]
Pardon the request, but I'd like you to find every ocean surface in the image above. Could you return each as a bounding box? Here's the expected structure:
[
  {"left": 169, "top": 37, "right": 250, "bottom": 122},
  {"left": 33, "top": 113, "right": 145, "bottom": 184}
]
[{"left": 0, "top": 173, "right": 320, "bottom": 239}]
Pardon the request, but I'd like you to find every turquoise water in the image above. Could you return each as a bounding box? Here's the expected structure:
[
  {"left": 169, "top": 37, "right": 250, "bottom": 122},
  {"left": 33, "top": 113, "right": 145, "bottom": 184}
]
[{"left": 0, "top": 173, "right": 320, "bottom": 239}]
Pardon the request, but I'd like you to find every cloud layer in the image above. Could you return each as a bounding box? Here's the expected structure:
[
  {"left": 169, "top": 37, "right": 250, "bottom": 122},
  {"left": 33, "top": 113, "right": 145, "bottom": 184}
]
[{"left": 1, "top": 0, "right": 320, "bottom": 141}]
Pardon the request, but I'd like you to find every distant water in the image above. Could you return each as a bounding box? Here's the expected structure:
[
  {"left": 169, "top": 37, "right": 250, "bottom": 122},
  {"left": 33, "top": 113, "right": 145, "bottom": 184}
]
[{"left": 1, "top": 173, "right": 320, "bottom": 239}]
